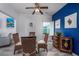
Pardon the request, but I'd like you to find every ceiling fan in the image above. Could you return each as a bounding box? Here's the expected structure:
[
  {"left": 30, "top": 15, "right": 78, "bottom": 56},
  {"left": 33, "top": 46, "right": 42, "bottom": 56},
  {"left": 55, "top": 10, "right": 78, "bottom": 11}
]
[{"left": 25, "top": 3, "right": 48, "bottom": 15}]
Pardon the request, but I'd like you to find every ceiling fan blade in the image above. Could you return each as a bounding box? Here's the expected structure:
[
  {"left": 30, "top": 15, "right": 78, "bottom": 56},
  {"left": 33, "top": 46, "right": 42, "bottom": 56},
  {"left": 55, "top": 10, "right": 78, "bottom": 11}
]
[
  {"left": 40, "top": 7, "right": 48, "bottom": 9},
  {"left": 25, "top": 7, "right": 35, "bottom": 9},
  {"left": 32, "top": 10, "right": 35, "bottom": 15},
  {"left": 39, "top": 10, "right": 43, "bottom": 15}
]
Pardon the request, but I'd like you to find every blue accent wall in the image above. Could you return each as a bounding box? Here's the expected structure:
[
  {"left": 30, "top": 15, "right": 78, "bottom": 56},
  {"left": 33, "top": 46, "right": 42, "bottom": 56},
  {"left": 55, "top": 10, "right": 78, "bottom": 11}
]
[{"left": 52, "top": 3, "right": 79, "bottom": 55}]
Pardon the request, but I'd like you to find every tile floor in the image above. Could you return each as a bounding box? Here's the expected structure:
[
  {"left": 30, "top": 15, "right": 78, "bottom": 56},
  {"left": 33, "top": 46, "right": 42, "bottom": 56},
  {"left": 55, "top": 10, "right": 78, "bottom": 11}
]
[{"left": 0, "top": 42, "right": 72, "bottom": 56}]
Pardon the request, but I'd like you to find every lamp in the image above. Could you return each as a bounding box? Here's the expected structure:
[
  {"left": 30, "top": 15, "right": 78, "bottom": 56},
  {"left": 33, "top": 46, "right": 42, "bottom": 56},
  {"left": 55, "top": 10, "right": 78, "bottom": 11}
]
[{"left": 35, "top": 8, "right": 39, "bottom": 12}]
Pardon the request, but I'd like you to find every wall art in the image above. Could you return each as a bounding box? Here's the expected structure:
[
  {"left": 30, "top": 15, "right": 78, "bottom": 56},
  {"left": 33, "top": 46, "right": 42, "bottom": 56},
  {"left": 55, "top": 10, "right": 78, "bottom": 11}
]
[
  {"left": 6, "top": 17, "right": 14, "bottom": 28},
  {"left": 65, "top": 12, "right": 77, "bottom": 28},
  {"left": 55, "top": 19, "right": 60, "bottom": 29}
]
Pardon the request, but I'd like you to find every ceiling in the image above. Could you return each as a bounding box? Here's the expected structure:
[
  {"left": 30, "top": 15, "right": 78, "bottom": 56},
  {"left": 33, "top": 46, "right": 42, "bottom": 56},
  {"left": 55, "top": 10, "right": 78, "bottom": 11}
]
[{"left": 9, "top": 3, "right": 66, "bottom": 15}]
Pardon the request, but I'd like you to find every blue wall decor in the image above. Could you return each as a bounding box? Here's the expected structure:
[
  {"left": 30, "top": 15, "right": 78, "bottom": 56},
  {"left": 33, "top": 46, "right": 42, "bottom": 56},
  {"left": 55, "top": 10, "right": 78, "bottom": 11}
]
[
  {"left": 55, "top": 19, "right": 60, "bottom": 29},
  {"left": 52, "top": 3, "right": 79, "bottom": 55},
  {"left": 7, "top": 17, "right": 14, "bottom": 28},
  {"left": 64, "top": 13, "right": 77, "bottom": 28}
]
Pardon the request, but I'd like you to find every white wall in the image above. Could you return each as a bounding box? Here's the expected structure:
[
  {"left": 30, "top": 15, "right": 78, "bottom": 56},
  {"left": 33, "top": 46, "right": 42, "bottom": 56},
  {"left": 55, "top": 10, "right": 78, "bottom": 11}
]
[
  {"left": 0, "top": 3, "right": 53, "bottom": 40},
  {"left": 0, "top": 12, "right": 16, "bottom": 37},
  {"left": 34, "top": 15, "right": 52, "bottom": 40},
  {"left": 0, "top": 4, "right": 19, "bottom": 37},
  {"left": 0, "top": 3, "right": 54, "bottom": 41},
  {"left": 17, "top": 14, "right": 52, "bottom": 40},
  {"left": 0, "top": 4, "right": 19, "bottom": 19}
]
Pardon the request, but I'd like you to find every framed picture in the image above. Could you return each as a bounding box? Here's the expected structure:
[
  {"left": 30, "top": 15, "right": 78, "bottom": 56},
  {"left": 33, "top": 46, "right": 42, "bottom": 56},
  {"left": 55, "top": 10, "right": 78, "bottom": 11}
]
[
  {"left": 55, "top": 19, "right": 60, "bottom": 29},
  {"left": 65, "top": 12, "right": 77, "bottom": 28},
  {"left": 6, "top": 17, "right": 14, "bottom": 28},
  {"left": 29, "top": 22, "right": 33, "bottom": 27}
]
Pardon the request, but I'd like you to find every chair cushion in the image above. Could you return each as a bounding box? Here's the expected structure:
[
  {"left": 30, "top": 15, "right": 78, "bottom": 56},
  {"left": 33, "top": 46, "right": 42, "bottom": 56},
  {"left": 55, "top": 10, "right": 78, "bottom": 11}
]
[
  {"left": 15, "top": 42, "right": 21, "bottom": 45},
  {"left": 38, "top": 40, "right": 45, "bottom": 44}
]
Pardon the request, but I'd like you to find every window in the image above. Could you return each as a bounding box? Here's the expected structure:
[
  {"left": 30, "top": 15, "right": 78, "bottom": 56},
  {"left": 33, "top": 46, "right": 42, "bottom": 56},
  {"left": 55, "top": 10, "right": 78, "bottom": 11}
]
[{"left": 43, "top": 22, "right": 54, "bottom": 36}]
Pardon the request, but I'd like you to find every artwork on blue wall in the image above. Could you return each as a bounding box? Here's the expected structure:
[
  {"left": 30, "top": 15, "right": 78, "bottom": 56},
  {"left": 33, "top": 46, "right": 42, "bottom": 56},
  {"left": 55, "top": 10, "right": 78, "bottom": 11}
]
[
  {"left": 55, "top": 19, "right": 60, "bottom": 29},
  {"left": 52, "top": 3, "right": 79, "bottom": 55},
  {"left": 6, "top": 17, "right": 14, "bottom": 28},
  {"left": 65, "top": 12, "right": 77, "bottom": 28}
]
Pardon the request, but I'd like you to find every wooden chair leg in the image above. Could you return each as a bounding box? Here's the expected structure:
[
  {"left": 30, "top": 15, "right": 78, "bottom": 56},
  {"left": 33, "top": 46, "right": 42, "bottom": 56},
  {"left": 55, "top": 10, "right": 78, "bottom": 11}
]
[
  {"left": 36, "top": 50, "right": 38, "bottom": 54},
  {"left": 46, "top": 46, "right": 48, "bottom": 52},
  {"left": 38, "top": 48, "right": 40, "bottom": 53},
  {"left": 46, "top": 48, "right": 48, "bottom": 52},
  {"left": 14, "top": 49, "right": 16, "bottom": 55},
  {"left": 23, "top": 54, "right": 25, "bottom": 56}
]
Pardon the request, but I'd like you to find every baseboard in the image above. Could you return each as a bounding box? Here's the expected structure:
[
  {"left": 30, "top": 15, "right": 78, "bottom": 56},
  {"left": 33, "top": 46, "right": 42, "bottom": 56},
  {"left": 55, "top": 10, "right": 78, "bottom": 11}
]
[
  {"left": 0, "top": 43, "right": 11, "bottom": 48},
  {"left": 72, "top": 53, "right": 78, "bottom": 56}
]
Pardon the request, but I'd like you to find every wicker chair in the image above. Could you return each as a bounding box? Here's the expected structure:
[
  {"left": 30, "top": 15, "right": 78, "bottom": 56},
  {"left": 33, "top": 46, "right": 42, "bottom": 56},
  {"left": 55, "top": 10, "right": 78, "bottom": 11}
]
[
  {"left": 21, "top": 36, "right": 36, "bottom": 56},
  {"left": 38, "top": 34, "right": 49, "bottom": 53},
  {"left": 29, "top": 32, "right": 35, "bottom": 36},
  {"left": 13, "top": 33, "right": 22, "bottom": 54}
]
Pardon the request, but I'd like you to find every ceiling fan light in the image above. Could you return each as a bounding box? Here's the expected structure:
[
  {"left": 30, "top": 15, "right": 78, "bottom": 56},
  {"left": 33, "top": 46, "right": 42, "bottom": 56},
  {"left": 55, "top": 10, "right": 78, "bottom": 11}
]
[{"left": 35, "top": 8, "right": 39, "bottom": 12}]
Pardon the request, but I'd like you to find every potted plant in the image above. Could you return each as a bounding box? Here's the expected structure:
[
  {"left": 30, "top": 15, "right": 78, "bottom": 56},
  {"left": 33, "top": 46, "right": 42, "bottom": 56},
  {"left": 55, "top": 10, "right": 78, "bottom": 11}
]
[{"left": 55, "top": 32, "right": 63, "bottom": 37}]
